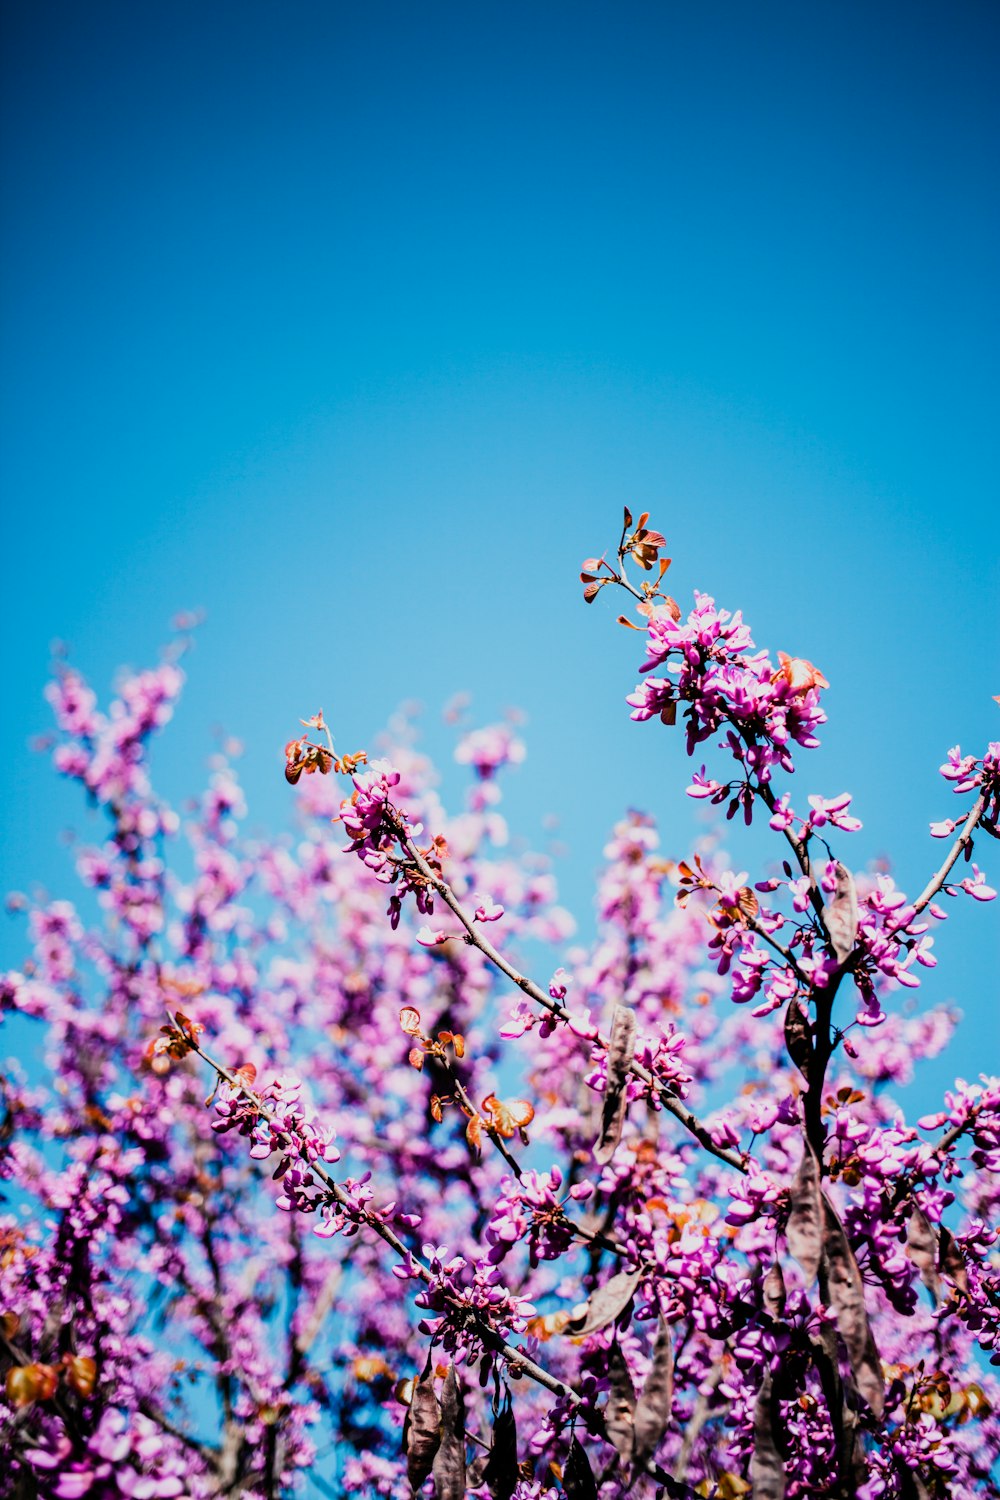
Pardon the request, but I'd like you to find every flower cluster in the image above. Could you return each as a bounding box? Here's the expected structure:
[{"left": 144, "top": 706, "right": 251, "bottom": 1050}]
[
  {"left": 1, "top": 516, "right": 997, "bottom": 1498},
  {"left": 485, "top": 1168, "right": 592, "bottom": 1267},
  {"left": 401, "top": 1243, "right": 537, "bottom": 1362},
  {"left": 627, "top": 592, "right": 828, "bottom": 789},
  {"left": 339, "top": 759, "right": 411, "bottom": 879}
]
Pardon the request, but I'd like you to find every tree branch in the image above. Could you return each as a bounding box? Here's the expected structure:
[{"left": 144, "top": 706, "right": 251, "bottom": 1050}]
[
  {"left": 189, "top": 1033, "right": 588, "bottom": 1410},
  {"left": 908, "top": 791, "right": 988, "bottom": 920},
  {"left": 395, "top": 824, "right": 751, "bottom": 1176}
]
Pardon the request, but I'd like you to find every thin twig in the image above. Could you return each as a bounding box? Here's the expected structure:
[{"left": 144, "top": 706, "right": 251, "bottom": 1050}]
[
  {"left": 907, "top": 792, "right": 988, "bottom": 920},
  {"left": 441, "top": 1060, "right": 524, "bottom": 1182},
  {"left": 742, "top": 912, "right": 811, "bottom": 987},
  {"left": 888, "top": 1106, "right": 988, "bottom": 1214}
]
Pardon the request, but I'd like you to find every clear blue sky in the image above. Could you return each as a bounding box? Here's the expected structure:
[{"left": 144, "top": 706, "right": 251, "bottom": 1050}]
[{"left": 1, "top": 1, "right": 997, "bottom": 1104}]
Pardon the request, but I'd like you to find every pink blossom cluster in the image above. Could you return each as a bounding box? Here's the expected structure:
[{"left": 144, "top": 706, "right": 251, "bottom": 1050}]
[
  {"left": 212, "top": 1072, "right": 342, "bottom": 1212},
  {"left": 626, "top": 592, "right": 828, "bottom": 792},
  {"left": 395, "top": 1243, "right": 538, "bottom": 1363},
  {"left": 339, "top": 759, "right": 412, "bottom": 880},
  {"left": 485, "top": 1169, "right": 592, "bottom": 1267},
  {"left": 1, "top": 527, "right": 998, "bottom": 1498}
]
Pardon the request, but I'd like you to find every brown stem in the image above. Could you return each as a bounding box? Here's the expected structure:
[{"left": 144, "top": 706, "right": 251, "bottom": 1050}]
[
  {"left": 138, "top": 1398, "right": 219, "bottom": 1467},
  {"left": 745, "top": 771, "right": 831, "bottom": 938},
  {"left": 285, "top": 1216, "right": 306, "bottom": 1385},
  {"left": 438, "top": 1058, "right": 625, "bottom": 1256}
]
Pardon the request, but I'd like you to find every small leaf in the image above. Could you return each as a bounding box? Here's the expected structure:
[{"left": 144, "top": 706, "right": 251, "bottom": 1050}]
[
  {"left": 482, "top": 1094, "right": 535, "bottom": 1139},
  {"left": 594, "top": 1004, "right": 637, "bottom": 1165},
  {"left": 750, "top": 1371, "right": 786, "bottom": 1500},
  {"left": 786, "top": 1143, "right": 823, "bottom": 1285},
  {"left": 399, "top": 1007, "right": 422, "bottom": 1035},
  {"left": 774, "top": 653, "right": 829, "bottom": 695},
  {"left": 783, "top": 1000, "right": 812, "bottom": 1081},
  {"left": 710, "top": 1478, "right": 750, "bottom": 1499},
  {"left": 561, "top": 1436, "right": 598, "bottom": 1499},
  {"left": 763, "top": 1260, "right": 786, "bottom": 1320},
  {"left": 404, "top": 1360, "right": 441, "bottom": 1490},
  {"left": 432, "top": 1363, "right": 467, "bottom": 1500},
  {"left": 63, "top": 1354, "right": 97, "bottom": 1398},
  {"left": 637, "top": 594, "right": 681, "bottom": 623},
  {"left": 583, "top": 580, "right": 606, "bottom": 603},
  {"left": 905, "top": 1204, "right": 942, "bottom": 1302},
  {"left": 623, "top": 506, "right": 633, "bottom": 528},
  {"left": 526, "top": 1310, "right": 571, "bottom": 1340},
  {"left": 566, "top": 1267, "right": 642, "bottom": 1338},
  {"left": 822, "top": 863, "right": 859, "bottom": 964},
  {"left": 632, "top": 1316, "right": 673, "bottom": 1472},
  {"left": 736, "top": 886, "right": 759, "bottom": 921},
  {"left": 821, "top": 1195, "right": 884, "bottom": 1417},
  {"left": 6, "top": 1362, "right": 59, "bottom": 1408},
  {"left": 466, "top": 1114, "right": 484, "bottom": 1153},
  {"left": 604, "top": 1340, "right": 636, "bottom": 1466}
]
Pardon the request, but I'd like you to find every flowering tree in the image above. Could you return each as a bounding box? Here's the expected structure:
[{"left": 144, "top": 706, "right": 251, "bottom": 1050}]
[{"left": 2, "top": 510, "right": 998, "bottom": 1500}]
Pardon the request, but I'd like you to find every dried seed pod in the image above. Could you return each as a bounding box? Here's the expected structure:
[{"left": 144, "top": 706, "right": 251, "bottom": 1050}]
[
  {"left": 431, "top": 1363, "right": 467, "bottom": 1500},
  {"left": 822, "top": 863, "right": 859, "bottom": 964},
  {"left": 594, "top": 1004, "right": 637, "bottom": 1165},
  {"left": 786, "top": 1143, "right": 823, "bottom": 1285},
  {"left": 822, "top": 1195, "right": 884, "bottom": 1418},
  {"left": 566, "top": 1267, "right": 642, "bottom": 1338}
]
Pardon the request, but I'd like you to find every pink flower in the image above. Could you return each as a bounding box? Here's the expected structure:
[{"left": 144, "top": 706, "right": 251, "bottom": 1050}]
[{"left": 415, "top": 925, "right": 450, "bottom": 945}]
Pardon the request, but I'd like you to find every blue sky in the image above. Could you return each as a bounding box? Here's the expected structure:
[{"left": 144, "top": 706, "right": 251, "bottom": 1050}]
[{"left": 1, "top": 1, "right": 997, "bottom": 1105}]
